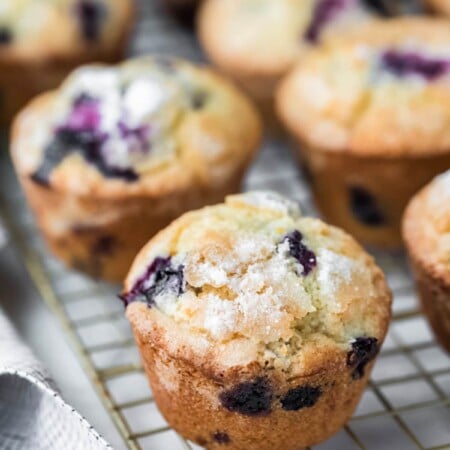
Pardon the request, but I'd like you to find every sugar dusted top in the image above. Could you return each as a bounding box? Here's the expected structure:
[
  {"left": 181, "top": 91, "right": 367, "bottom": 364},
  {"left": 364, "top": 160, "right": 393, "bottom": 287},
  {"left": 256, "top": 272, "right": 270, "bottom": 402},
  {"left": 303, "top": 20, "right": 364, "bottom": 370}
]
[
  {"left": 277, "top": 18, "right": 450, "bottom": 156},
  {"left": 12, "top": 56, "right": 261, "bottom": 196},
  {"left": 124, "top": 191, "right": 391, "bottom": 373}
]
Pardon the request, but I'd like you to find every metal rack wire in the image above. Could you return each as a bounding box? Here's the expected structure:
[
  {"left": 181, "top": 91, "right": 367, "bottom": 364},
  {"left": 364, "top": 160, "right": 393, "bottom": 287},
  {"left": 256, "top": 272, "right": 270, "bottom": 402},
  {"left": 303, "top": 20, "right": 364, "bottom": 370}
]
[{"left": 1, "top": 0, "right": 450, "bottom": 448}]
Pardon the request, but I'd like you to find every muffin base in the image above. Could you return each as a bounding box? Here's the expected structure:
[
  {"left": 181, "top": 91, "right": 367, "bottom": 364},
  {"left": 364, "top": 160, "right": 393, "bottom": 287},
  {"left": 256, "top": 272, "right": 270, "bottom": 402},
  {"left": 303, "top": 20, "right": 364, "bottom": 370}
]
[
  {"left": 296, "top": 143, "right": 450, "bottom": 248},
  {"left": 18, "top": 171, "right": 245, "bottom": 282},
  {"left": 408, "top": 253, "right": 450, "bottom": 353},
  {"left": 128, "top": 304, "right": 376, "bottom": 450}
]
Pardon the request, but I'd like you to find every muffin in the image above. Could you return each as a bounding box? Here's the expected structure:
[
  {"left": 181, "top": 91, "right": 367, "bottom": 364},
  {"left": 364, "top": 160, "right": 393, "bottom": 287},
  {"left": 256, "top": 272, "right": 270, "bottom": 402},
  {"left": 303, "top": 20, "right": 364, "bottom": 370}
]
[
  {"left": 403, "top": 171, "right": 450, "bottom": 353},
  {"left": 425, "top": 0, "right": 450, "bottom": 16},
  {"left": 122, "top": 191, "right": 392, "bottom": 450},
  {"left": 0, "top": 0, "right": 134, "bottom": 127},
  {"left": 198, "top": 0, "right": 385, "bottom": 124},
  {"left": 277, "top": 18, "right": 450, "bottom": 248},
  {"left": 11, "top": 56, "right": 262, "bottom": 282}
]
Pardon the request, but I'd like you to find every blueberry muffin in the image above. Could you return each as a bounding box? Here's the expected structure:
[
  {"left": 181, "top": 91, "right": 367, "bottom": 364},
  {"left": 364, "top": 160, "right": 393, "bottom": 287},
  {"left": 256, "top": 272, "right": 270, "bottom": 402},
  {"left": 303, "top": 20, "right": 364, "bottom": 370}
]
[
  {"left": 403, "top": 171, "right": 450, "bottom": 353},
  {"left": 198, "top": 0, "right": 385, "bottom": 125},
  {"left": 0, "top": 0, "right": 134, "bottom": 126},
  {"left": 11, "top": 57, "right": 262, "bottom": 282},
  {"left": 122, "top": 191, "right": 392, "bottom": 450},
  {"left": 425, "top": 0, "right": 450, "bottom": 16},
  {"left": 277, "top": 18, "right": 450, "bottom": 248}
]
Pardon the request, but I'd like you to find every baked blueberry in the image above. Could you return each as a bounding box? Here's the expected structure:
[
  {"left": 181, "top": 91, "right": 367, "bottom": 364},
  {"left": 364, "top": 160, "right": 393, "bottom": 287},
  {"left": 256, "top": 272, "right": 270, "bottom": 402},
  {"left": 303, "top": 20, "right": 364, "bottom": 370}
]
[
  {"left": 32, "top": 95, "right": 139, "bottom": 185},
  {"left": 304, "top": 0, "right": 346, "bottom": 44},
  {"left": 75, "top": 0, "right": 106, "bottom": 42},
  {"left": 349, "top": 187, "right": 385, "bottom": 226},
  {"left": 219, "top": 377, "right": 273, "bottom": 416},
  {"left": 382, "top": 50, "right": 450, "bottom": 81},
  {"left": 92, "top": 235, "right": 116, "bottom": 256},
  {"left": 213, "top": 432, "right": 231, "bottom": 444},
  {"left": 281, "top": 230, "right": 317, "bottom": 275},
  {"left": 280, "top": 385, "right": 322, "bottom": 411},
  {"left": 0, "top": 27, "right": 12, "bottom": 45},
  {"left": 347, "top": 336, "right": 379, "bottom": 380},
  {"left": 120, "top": 257, "right": 185, "bottom": 307},
  {"left": 362, "top": 0, "right": 390, "bottom": 15}
]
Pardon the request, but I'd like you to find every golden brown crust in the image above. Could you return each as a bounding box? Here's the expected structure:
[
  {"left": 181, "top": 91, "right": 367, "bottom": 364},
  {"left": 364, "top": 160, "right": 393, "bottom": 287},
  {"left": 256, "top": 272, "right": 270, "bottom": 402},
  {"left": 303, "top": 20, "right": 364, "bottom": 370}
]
[
  {"left": 129, "top": 300, "right": 375, "bottom": 450},
  {"left": 403, "top": 174, "right": 450, "bottom": 352},
  {"left": 296, "top": 141, "right": 450, "bottom": 248}
]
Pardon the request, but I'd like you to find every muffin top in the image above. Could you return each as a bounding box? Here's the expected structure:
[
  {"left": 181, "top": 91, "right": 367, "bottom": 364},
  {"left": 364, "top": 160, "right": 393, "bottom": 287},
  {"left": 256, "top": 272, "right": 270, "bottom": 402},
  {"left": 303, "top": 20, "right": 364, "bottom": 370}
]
[
  {"left": 198, "top": 0, "right": 382, "bottom": 85},
  {"left": 403, "top": 171, "right": 450, "bottom": 284},
  {"left": 0, "top": 0, "right": 132, "bottom": 62},
  {"left": 124, "top": 191, "right": 391, "bottom": 379},
  {"left": 11, "top": 56, "right": 261, "bottom": 197},
  {"left": 277, "top": 18, "right": 450, "bottom": 157}
]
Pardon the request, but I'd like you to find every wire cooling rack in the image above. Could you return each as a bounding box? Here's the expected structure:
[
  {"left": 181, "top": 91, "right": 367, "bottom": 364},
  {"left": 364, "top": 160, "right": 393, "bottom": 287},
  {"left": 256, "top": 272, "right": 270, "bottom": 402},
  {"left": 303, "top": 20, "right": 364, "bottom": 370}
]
[{"left": 1, "top": 0, "right": 450, "bottom": 449}]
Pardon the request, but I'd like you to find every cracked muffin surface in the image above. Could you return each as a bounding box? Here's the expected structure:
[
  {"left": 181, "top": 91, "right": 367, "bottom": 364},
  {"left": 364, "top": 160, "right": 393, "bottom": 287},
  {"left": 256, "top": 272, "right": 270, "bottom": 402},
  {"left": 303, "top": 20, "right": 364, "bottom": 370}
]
[
  {"left": 123, "top": 191, "right": 391, "bottom": 450},
  {"left": 11, "top": 56, "right": 261, "bottom": 281}
]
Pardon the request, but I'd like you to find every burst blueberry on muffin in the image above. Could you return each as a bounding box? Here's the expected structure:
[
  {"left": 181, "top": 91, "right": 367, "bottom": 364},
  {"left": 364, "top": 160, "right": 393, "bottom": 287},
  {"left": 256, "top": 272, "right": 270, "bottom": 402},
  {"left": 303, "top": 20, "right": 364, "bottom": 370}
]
[
  {"left": 198, "top": 0, "right": 384, "bottom": 125},
  {"left": 122, "top": 191, "right": 391, "bottom": 450},
  {"left": 277, "top": 18, "right": 450, "bottom": 248},
  {"left": 403, "top": 171, "right": 450, "bottom": 353},
  {"left": 424, "top": 0, "right": 450, "bottom": 16},
  {"left": 11, "top": 57, "right": 262, "bottom": 281},
  {"left": 0, "top": 0, "right": 134, "bottom": 126}
]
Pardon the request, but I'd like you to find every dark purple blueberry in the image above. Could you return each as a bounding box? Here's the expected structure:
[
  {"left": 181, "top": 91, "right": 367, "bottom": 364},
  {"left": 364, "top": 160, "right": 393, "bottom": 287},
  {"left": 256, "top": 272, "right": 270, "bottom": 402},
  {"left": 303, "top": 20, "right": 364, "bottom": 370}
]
[
  {"left": 75, "top": 0, "right": 106, "bottom": 42},
  {"left": 381, "top": 50, "right": 450, "bottom": 81},
  {"left": 120, "top": 257, "right": 185, "bottom": 307},
  {"left": 362, "top": 0, "right": 390, "bottom": 15},
  {"left": 31, "top": 95, "right": 139, "bottom": 185},
  {"left": 219, "top": 377, "right": 273, "bottom": 417},
  {"left": 190, "top": 91, "right": 208, "bottom": 110},
  {"left": 213, "top": 432, "right": 231, "bottom": 445},
  {"left": 0, "top": 27, "right": 12, "bottom": 45},
  {"left": 118, "top": 121, "right": 151, "bottom": 153},
  {"left": 349, "top": 186, "right": 385, "bottom": 227},
  {"left": 304, "top": 0, "right": 346, "bottom": 44},
  {"left": 92, "top": 235, "right": 116, "bottom": 256},
  {"left": 347, "top": 336, "right": 379, "bottom": 380},
  {"left": 280, "top": 385, "right": 322, "bottom": 411},
  {"left": 281, "top": 230, "right": 317, "bottom": 276},
  {"left": 66, "top": 95, "right": 101, "bottom": 131}
]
